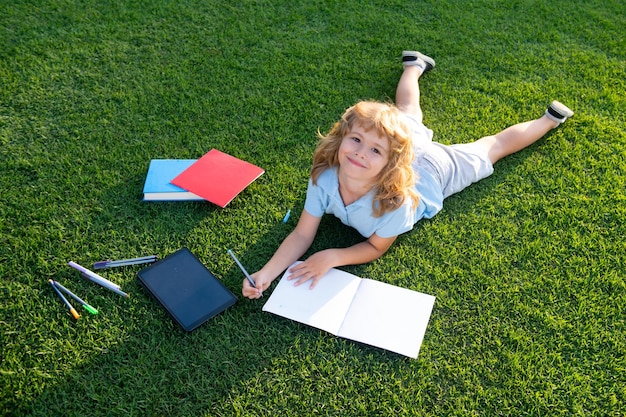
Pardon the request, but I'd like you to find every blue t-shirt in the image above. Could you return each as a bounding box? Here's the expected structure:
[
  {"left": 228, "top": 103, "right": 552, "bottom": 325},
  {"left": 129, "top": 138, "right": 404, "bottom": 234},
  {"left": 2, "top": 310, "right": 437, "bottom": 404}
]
[{"left": 304, "top": 166, "right": 443, "bottom": 238}]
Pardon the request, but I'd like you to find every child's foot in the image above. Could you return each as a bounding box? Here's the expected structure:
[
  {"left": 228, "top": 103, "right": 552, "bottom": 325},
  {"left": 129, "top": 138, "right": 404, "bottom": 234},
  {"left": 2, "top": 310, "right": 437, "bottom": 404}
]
[
  {"left": 402, "top": 51, "right": 435, "bottom": 74},
  {"left": 545, "top": 100, "right": 574, "bottom": 125}
]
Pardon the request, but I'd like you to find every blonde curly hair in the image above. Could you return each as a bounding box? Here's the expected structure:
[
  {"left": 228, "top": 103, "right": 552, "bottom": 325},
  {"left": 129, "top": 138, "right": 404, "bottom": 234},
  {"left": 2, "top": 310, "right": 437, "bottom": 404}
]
[{"left": 311, "top": 101, "right": 419, "bottom": 217}]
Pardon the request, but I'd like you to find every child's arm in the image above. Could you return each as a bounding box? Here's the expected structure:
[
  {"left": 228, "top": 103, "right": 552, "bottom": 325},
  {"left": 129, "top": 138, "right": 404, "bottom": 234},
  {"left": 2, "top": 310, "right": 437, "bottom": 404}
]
[
  {"left": 242, "top": 210, "right": 321, "bottom": 299},
  {"left": 287, "top": 233, "right": 397, "bottom": 289}
]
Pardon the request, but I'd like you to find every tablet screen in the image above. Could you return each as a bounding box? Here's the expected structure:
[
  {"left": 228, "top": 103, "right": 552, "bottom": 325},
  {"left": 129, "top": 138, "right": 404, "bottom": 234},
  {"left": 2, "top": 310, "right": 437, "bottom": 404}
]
[{"left": 137, "top": 248, "right": 237, "bottom": 331}]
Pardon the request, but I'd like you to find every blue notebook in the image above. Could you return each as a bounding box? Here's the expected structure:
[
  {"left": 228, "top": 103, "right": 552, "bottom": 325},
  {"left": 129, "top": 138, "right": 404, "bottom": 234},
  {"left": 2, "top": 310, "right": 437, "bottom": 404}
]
[
  {"left": 142, "top": 159, "right": 204, "bottom": 201},
  {"left": 137, "top": 248, "right": 237, "bottom": 331}
]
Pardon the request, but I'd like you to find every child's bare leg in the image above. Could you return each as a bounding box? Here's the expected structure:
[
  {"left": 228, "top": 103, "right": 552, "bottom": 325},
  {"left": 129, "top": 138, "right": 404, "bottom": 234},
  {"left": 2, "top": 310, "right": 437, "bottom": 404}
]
[
  {"left": 475, "top": 101, "right": 574, "bottom": 164},
  {"left": 396, "top": 66, "right": 424, "bottom": 122},
  {"left": 478, "top": 116, "right": 557, "bottom": 164},
  {"left": 396, "top": 51, "right": 435, "bottom": 123}
]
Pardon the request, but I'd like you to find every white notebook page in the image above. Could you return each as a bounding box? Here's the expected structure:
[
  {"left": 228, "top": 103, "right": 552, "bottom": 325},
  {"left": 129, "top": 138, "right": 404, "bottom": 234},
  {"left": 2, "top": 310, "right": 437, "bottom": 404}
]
[
  {"left": 262, "top": 263, "right": 361, "bottom": 335},
  {"left": 337, "top": 279, "right": 436, "bottom": 358}
]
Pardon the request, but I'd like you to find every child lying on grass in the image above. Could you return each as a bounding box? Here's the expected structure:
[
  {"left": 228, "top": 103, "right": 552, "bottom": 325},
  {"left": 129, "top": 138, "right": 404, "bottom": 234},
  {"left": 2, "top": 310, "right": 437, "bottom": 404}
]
[{"left": 243, "top": 50, "right": 574, "bottom": 298}]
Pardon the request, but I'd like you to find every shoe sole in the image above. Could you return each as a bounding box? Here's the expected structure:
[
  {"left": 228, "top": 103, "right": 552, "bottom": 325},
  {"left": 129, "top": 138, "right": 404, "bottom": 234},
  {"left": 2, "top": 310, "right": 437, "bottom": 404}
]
[
  {"left": 549, "top": 100, "right": 574, "bottom": 118},
  {"left": 402, "top": 50, "right": 435, "bottom": 70}
]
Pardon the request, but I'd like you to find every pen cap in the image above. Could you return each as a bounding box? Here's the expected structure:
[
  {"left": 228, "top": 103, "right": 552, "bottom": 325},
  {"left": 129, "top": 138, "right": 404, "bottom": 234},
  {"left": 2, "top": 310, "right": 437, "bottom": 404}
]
[
  {"left": 70, "top": 308, "right": 80, "bottom": 320},
  {"left": 82, "top": 304, "right": 99, "bottom": 315}
]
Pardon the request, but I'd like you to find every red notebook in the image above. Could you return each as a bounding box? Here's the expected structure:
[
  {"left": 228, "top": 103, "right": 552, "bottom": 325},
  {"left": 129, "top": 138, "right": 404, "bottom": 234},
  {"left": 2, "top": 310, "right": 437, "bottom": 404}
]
[{"left": 171, "top": 149, "right": 264, "bottom": 207}]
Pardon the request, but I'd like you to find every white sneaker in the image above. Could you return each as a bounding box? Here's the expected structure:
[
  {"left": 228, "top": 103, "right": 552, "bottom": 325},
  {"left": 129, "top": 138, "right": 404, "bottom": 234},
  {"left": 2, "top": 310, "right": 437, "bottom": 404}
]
[
  {"left": 402, "top": 51, "right": 435, "bottom": 73},
  {"left": 545, "top": 100, "right": 574, "bottom": 124}
]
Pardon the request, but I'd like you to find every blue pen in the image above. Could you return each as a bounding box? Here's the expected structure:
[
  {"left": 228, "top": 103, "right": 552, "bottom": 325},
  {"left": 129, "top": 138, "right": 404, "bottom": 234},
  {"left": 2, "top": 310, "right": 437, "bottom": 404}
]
[
  {"left": 52, "top": 280, "right": 99, "bottom": 315},
  {"left": 49, "top": 280, "right": 80, "bottom": 319},
  {"left": 228, "top": 249, "right": 263, "bottom": 297},
  {"left": 93, "top": 255, "right": 158, "bottom": 269},
  {"left": 282, "top": 209, "right": 291, "bottom": 223}
]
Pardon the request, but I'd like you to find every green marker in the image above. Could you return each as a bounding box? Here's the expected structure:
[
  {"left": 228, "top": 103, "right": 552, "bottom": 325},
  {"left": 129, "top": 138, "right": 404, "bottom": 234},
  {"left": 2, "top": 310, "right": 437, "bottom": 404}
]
[{"left": 53, "top": 280, "right": 99, "bottom": 315}]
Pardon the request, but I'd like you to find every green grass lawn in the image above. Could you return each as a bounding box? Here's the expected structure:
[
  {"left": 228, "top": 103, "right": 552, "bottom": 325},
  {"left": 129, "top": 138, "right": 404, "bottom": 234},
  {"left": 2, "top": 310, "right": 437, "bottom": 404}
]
[{"left": 1, "top": 0, "right": 625, "bottom": 415}]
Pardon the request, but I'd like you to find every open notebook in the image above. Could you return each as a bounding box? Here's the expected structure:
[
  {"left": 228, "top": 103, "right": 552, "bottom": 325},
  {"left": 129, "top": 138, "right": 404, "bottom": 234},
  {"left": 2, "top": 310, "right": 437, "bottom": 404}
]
[{"left": 262, "top": 263, "right": 435, "bottom": 358}]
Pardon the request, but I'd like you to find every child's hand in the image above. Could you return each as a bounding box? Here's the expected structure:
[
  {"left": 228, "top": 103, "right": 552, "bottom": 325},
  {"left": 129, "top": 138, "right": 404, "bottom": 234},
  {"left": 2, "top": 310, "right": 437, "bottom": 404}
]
[
  {"left": 287, "top": 250, "right": 337, "bottom": 289},
  {"left": 242, "top": 272, "right": 268, "bottom": 299}
]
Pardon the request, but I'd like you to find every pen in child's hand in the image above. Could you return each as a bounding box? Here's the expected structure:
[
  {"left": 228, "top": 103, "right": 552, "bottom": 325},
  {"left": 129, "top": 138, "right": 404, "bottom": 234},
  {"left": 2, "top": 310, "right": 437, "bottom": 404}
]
[{"left": 228, "top": 249, "right": 263, "bottom": 297}]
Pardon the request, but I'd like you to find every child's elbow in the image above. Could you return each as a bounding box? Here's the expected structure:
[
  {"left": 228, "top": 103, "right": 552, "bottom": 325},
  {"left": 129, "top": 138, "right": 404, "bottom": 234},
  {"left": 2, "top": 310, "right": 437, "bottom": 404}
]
[
  {"left": 366, "top": 243, "right": 389, "bottom": 260},
  {"left": 374, "top": 246, "right": 390, "bottom": 259},
  {"left": 367, "top": 234, "right": 397, "bottom": 258}
]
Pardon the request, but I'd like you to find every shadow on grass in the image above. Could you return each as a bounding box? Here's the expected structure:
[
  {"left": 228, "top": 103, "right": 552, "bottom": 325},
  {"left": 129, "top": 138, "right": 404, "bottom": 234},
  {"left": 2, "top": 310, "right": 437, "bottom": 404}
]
[{"left": 21, "top": 198, "right": 423, "bottom": 416}]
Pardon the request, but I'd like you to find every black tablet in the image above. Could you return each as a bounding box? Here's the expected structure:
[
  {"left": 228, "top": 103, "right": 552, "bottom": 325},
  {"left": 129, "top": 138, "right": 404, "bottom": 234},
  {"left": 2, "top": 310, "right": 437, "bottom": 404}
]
[{"left": 137, "top": 248, "right": 237, "bottom": 331}]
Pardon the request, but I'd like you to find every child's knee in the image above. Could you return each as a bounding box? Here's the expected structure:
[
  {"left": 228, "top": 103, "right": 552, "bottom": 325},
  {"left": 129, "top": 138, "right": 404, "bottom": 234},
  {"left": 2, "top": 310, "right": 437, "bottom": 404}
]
[{"left": 475, "top": 136, "right": 501, "bottom": 164}]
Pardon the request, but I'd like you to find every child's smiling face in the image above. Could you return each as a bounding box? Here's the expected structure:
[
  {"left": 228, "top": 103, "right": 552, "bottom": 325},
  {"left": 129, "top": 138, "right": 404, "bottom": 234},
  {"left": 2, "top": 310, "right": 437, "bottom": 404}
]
[{"left": 338, "top": 122, "right": 390, "bottom": 186}]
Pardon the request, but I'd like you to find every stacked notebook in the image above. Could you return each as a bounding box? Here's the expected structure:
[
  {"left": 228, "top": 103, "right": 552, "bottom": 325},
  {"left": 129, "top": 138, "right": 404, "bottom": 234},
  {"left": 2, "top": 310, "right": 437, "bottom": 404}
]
[{"left": 142, "top": 149, "right": 264, "bottom": 207}]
